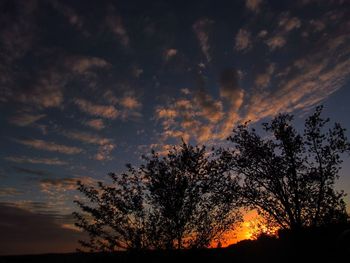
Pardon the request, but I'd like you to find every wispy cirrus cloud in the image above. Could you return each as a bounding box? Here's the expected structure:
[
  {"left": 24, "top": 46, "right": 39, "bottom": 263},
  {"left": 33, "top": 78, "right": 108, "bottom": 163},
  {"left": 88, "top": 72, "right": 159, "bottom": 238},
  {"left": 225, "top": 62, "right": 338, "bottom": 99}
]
[
  {"left": 5, "top": 156, "right": 67, "bottom": 165},
  {"left": 245, "top": 0, "right": 262, "bottom": 12},
  {"left": 15, "top": 139, "right": 82, "bottom": 154},
  {"left": 278, "top": 15, "right": 301, "bottom": 32},
  {"left": 17, "top": 70, "right": 66, "bottom": 108},
  {"left": 119, "top": 95, "right": 142, "bottom": 110},
  {"left": 63, "top": 130, "right": 110, "bottom": 146},
  {"left": 64, "top": 56, "right": 110, "bottom": 74},
  {"left": 265, "top": 13, "right": 302, "bottom": 51},
  {"left": 12, "top": 166, "right": 52, "bottom": 177},
  {"left": 235, "top": 29, "right": 252, "bottom": 51},
  {"left": 106, "top": 14, "right": 130, "bottom": 47},
  {"left": 265, "top": 35, "right": 286, "bottom": 50},
  {"left": 163, "top": 48, "right": 178, "bottom": 60},
  {"left": 0, "top": 188, "right": 22, "bottom": 197},
  {"left": 63, "top": 130, "right": 115, "bottom": 161},
  {"left": 193, "top": 18, "right": 214, "bottom": 62},
  {"left": 8, "top": 113, "right": 46, "bottom": 127},
  {"left": 49, "top": 0, "right": 84, "bottom": 32},
  {"left": 74, "top": 98, "right": 119, "bottom": 119},
  {"left": 84, "top": 119, "right": 105, "bottom": 130},
  {"left": 154, "top": 23, "right": 350, "bottom": 144},
  {"left": 254, "top": 63, "right": 275, "bottom": 88}
]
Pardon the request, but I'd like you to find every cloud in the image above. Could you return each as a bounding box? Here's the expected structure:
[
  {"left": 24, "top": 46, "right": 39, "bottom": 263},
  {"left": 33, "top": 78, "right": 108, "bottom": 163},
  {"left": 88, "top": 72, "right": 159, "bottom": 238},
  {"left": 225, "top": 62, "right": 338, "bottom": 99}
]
[
  {"left": 164, "top": 48, "right": 178, "bottom": 60},
  {"left": 74, "top": 98, "right": 119, "bottom": 119},
  {"left": 5, "top": 156, "right": 67, "bottom": 165},
  {"left": 39, "top": 176, "right": 95, "bottom": 197},
  {"left": 309, "top": 19, "right": 325, "bottom": 32},
  {"left": 154, "top": 23, "right": 350, "bottom": 144},
  {"left": 181, "top": 88, "right": 191, "bottom": 95},
  {"left": 40, "top": 178, "right": 78, "bottom": 193},
  {"left": 235, "top": 29, "right": 252, "bottom": 51},
  {"left": 101, "top": 91, "right": 142, "bottom": 119},
  {"left": 131, "top": 67, "right": 144, "bottom": 78},
  {"left": 279, "top": 15, "right": 302, "bottom": 32},
  {"left": 95, "top": 144, "right": 115, "bottom": 161},
  {"left": 119, "top": 95, "right": 142, "bottom": 110},
  {"left": 193, "top": 18, "right": 214, "bottom": 62},
  {"left": 155, "top": 86, "right": 225, "bottom": 143},
  {"left": 63, "top": 130, "right": 115, "bottom": 161},
  {"left": 4, "top": 53, "right": 110, "bottom": 109},
  {"left": 17, "top": 70, "right": 65, "bottom": 108},
  {"left": 49, "top": 0, "right": 84, "bottom": 31},
  {"left": 258, "top": 30, "right": 268, "bottom": 38},
  {"left": 265, "top": 35, "right": 286, "bottom": 50},
  {"left": 63, "top": 130, "right": 111, "bottom": 145},
  {"left": 0, "top": 1, "right": 37, "bottom": 63},
  {"left": 219, "top": 69, "right": 243, "bottom": 105},
  {"left": 106, "top": 14, "right": 130, "bottom": 47},
  {"left": 247, "top": 34, "right": 350, "bottom": 122},
  {"left": 15, "top": 139, "right": 82, "bottom": 154},
  {"left": 245, "top": 0, "right": 262, "bottom": 12},
  {"left": 0, "top": 204, "right": 85, "bottom": 255},
  {"left": 195, "top": 90, "right": 224, "bottom": 123},
  {"left": 85, "top": 119, "right": 105, "bottom": 130},
  {"left": 8, "top": 113, "right": 46, "bottom": 126},
  {"left": 254, "top": 64, "right": 275, "bottom": 88},
  {"left": 12, "top": 166, "right": 52, "bottom": 177},
  {"left": 65, "top": 56, "right": 110, "bottom": 74},
  {"left": 264, "top": 14, "right": 301, "bottom": 51},
  {"left": 218, "top": 68, "right": 245, "bottom": 138},
  {"left": 0, "top": 188, "right": 22, "bottom": 197},
  {"left": 156, "top": 108, "right": 178, "bottom": 119}
]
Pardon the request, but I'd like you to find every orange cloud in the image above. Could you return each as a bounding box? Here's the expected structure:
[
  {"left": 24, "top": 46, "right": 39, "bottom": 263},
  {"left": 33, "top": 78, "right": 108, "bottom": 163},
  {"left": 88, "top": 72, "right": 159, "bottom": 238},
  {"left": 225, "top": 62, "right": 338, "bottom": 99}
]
[
  {"left": 5, "top": 156, "right": 67, "bottom": 165},
  {"left": 235, "top": 29, "right": 252, "bottom": 51},
  {"left": 119, "top": 96, "right": 142, "bottom": 110},
  {"left": 106, "top": 14, "right": 129, "bottom": 47},
  {"left": 85, "top": 119, "right": 105, "bottom": 130},
  {"left": 15, "top": 139, "right": 82, "bottom": 155},
  {"left": 75, "top": 98, "right": 119, "bottom": 119},
  {"left": 193, "top": 18, "right": 214, "bottom": 62},
  {"left": 9, "top": 113, "right": 46, "bottom": 126}
]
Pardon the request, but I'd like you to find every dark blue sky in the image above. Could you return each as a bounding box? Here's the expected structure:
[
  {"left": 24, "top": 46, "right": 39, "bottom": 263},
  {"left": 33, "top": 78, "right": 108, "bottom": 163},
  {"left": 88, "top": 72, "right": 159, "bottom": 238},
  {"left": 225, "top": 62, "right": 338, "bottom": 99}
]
[{"left": 0, "top": 0, "right": 350, "bottom": 255}]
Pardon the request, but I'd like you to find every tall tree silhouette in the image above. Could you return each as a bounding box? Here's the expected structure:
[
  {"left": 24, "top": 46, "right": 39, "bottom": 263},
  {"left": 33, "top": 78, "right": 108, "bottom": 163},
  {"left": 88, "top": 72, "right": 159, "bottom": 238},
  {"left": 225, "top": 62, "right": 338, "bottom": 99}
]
[
  {"left": 143, "top": 142, "right": 241, "bottom": 249},
  {"left": 221, "top": 106, "right": 349, "bottom": 231},
  {"left": 74, "top": 141, "right": 241, "bottom": 251}
]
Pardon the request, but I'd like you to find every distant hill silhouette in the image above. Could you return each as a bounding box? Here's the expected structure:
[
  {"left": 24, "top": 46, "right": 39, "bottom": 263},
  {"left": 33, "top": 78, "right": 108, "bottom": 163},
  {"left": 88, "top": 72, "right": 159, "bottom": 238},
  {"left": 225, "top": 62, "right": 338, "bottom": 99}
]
[{"left": 1, "top": 223, "right": 349, "bottom": 263}]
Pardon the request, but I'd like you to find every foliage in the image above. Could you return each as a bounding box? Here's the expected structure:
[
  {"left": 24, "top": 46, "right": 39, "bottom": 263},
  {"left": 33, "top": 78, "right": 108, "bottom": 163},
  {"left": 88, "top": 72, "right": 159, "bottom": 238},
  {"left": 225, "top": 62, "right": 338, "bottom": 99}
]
[
  {"left": 74, "top": 142, "right": 242, "bottom": 251},
  {"left": 222, "top": 106, "right": 349, "bottom": 231}
]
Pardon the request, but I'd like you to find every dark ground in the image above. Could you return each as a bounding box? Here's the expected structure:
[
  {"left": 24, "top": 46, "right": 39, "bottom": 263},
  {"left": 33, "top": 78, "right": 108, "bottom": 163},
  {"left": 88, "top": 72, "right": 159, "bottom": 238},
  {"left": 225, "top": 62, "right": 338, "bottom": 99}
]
[{"left": 1, "top": 224, "right": 349, "bottom": 263}]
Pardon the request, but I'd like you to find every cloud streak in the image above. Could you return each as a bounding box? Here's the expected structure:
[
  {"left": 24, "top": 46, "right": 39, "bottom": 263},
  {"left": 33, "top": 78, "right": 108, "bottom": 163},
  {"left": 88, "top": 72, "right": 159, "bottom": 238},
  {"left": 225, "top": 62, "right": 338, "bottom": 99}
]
[
  {"left": 8, "top": 113, "right": 46, "bottom": 126},
  {"left": 106, "top": 14, "right": 130, "bottom": 47},
  {"left": 15, "top": 139, "right": 82, "bottom": 154},
  {"left": 5, "top": 156, "right": 67, "bottom": 165},
  {"left": 74, "top": 98, "right": 119, "bottom": 119},
  {"left": 193, "top": 18, "right": 214, "bottom": 62},
  {"left": 235, "top": 29, "right": 252, "bottom": 51}
]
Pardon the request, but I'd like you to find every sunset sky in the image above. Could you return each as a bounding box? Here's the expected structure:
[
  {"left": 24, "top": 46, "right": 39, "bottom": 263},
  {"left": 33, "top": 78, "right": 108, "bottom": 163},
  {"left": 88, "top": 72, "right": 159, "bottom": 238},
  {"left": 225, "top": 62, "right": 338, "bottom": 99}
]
[{"left": 1, "top": 0, "right": 350, "bottom": 255}]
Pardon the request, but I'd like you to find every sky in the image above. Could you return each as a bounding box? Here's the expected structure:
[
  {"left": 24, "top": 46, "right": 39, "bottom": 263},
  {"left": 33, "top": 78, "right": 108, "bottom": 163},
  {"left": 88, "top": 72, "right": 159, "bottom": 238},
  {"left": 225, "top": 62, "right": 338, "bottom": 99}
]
[{"left": 1, "top": 0, "right": 350, "bottom": 255}]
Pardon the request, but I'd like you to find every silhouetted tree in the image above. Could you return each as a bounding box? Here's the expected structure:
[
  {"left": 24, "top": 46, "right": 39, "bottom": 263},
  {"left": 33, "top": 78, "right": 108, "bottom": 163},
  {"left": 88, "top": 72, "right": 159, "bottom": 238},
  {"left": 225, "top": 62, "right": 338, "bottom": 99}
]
[
  {"left": 74, "top": 141, "right": 242, "bottom": 251},
  {"left": 73, "top": 164, "right": 149, "bottom": 251},
  {"left": 143, "top": 142, "right": 241, "bottom": 249},
  {"left": 221, "top": 106, "right": 349, "bottom": 232}
]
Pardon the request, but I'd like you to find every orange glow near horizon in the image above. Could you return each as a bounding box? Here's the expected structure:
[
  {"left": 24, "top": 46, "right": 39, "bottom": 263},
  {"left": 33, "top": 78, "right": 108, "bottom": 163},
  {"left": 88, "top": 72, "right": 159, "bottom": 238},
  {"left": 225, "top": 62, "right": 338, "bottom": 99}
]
[{"left": 213, "top": 210, "right": 279, "bottom": 248}]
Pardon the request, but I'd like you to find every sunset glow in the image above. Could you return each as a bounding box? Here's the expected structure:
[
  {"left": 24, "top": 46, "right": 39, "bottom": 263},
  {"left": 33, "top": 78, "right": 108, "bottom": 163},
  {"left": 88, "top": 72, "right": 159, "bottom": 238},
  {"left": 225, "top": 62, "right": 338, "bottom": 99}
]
[{"left": 1, "top": 0, "right": 350, "bottom": 255}]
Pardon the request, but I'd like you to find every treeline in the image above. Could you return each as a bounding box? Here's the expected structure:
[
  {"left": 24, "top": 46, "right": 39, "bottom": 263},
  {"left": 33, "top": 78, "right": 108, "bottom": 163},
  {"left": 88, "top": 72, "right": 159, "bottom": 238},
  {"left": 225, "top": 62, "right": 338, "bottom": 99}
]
[{"left": 74, "top": 106, "right": 349, "bottom": 252}]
